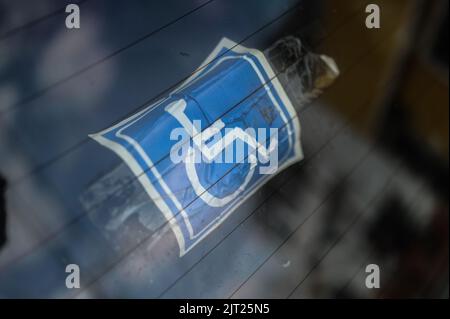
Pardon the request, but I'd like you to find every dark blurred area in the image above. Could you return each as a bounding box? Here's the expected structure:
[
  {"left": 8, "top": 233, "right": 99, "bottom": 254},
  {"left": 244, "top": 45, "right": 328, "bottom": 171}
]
[
  {"left": 0, "top": 0, "right": 448, "bottom": 298},
  {"left": 373, "top": 0, "right": 449, "bottom": 298},
  {"left": 0, "top": 175, "right": 6, "bottom": 249}
]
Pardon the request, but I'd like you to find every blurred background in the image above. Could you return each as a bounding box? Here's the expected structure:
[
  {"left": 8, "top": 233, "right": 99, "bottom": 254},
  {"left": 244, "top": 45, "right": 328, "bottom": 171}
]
[{"left": 0, "top": 0, "right": 448, "bottom": 298}]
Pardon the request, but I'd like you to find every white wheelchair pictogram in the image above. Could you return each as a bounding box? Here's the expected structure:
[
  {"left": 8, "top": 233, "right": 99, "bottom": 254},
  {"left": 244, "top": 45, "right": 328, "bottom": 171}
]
[{"left": 165, "top": 98, "right": 278, "bottom": 208}]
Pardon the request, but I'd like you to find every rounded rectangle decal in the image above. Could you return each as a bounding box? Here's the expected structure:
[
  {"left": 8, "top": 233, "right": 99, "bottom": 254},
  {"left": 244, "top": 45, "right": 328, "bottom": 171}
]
[{"left": 89, "top": 38, "right": 303, "bottom": 256}]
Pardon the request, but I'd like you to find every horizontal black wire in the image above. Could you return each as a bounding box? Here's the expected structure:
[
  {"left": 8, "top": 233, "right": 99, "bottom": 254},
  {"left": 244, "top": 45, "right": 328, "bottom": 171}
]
[
  {"left": 75, "top": 111, "right": 305, "bottom": 298},
  {"left": 157, "top": 121, "right": 375, "bottom": 298},
  {"left": 70, "top": 3, "right": 365, "bottom": 215},
  {"left": 6, "top": 11, "right": 380, "bottom": 302},
  {"left": 78, "top": 79, "right": 360, "bottom": 299},
  {"left": 2, "top": 1, "right": 366, "bottom": 298},
  {"left": 0, "top": 1, "right": 370, "bottom": 292},
  {"left": 8, "top": 0, "right": 306, "bottom": 186},
  {"left": 11, "top": 1, "right": 362, "bottom": 222},
  {"left": 0, "top": 0, "right": 90, "bottom": 41},
  {"left": 78, "top": 4, "right": 420, "bottom": 298},
  {"left": 75, "top": 2, "right": 365, "bottom": 209},
  {"left": 232, "top": 29, "right": 426, "bottom": 299},
  {"left": 229, "top": 161, "right": 408, "bottom": 299},
  {"left": 155, "top": 32, "right": 401, "bottom": 299},
  {"left": 83, "top": 37, "right": 396, "bottom": 298},
  {"left": 0, "top": 1, "right": 429, "bottom": 300},
  {"left": 96, "top": 110, "right": 364, "bottom": 298},
  {"left": 228, "top": 164, "right": 399, "bottom": 298},
  {"left": 0, "top": 0, "right": 216, "bottom": 115},
  {"left": 229, "top": 136, "right": 426, "bottom": 298},
  {"left": 0, "top": 1, "right": 313, "bottom": 273}
]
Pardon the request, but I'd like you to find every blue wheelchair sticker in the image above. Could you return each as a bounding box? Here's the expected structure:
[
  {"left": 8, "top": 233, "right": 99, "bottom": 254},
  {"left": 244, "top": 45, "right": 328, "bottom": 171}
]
[{"left": 90, "top": 38, "right": 303, "bottom": 256}]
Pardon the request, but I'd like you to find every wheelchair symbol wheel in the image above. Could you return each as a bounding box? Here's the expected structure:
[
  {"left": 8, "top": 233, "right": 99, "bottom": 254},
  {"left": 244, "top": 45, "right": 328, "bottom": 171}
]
[
  {"left": 166, "top": 98, "right": 259, "bottom": 208},
  {"left": 185, "top": 146, "right": 256, "bottom": 207}
]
